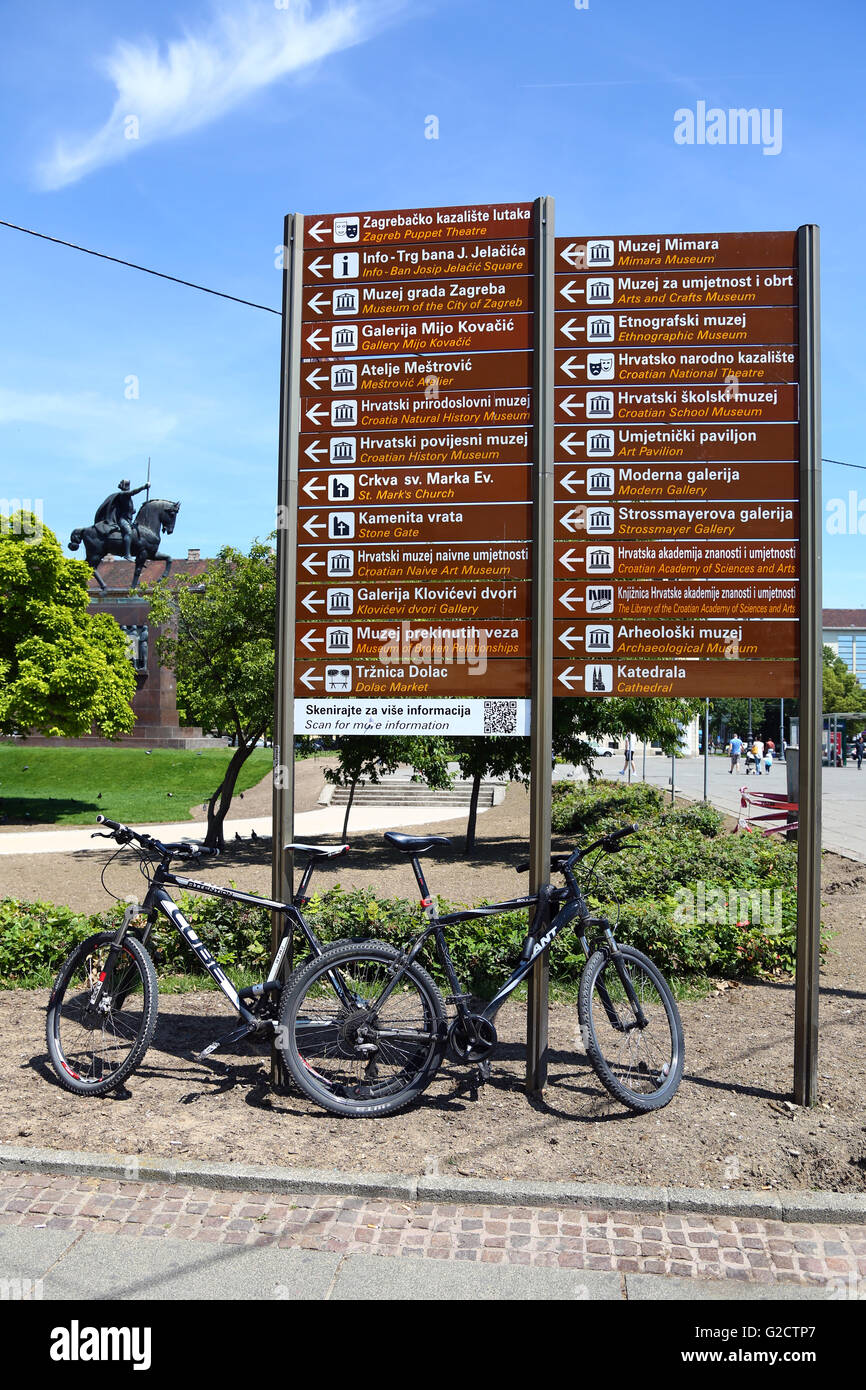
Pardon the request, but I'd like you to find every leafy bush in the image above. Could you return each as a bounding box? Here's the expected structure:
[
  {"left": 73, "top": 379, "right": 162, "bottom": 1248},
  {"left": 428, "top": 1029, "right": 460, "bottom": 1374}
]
[{"left": 0, "top": 781, "right": 811, "bottom": 990}]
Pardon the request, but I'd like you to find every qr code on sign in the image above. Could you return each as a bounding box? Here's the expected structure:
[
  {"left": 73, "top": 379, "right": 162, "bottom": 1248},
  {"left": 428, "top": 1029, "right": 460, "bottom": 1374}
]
[{"left": 484, "top": 700, "right": 518, "bottom": 734}]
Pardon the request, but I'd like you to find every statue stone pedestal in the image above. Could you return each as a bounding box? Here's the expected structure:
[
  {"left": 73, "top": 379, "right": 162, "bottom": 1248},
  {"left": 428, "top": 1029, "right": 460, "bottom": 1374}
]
[{"left": 23, "top": 556, "right": 224, "bottom": 750}]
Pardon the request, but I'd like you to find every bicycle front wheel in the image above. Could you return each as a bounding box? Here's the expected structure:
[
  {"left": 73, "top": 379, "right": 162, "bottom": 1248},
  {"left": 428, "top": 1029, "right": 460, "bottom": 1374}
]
[
  {"left": 578, "top": 945, "right": 684, "bottom": 1112},
  {"left": 278, "top": 940, "right": 446, "bottom": 1117},
  {"left": 46, "top": 932, "right": 158, "bottom": 1097}
]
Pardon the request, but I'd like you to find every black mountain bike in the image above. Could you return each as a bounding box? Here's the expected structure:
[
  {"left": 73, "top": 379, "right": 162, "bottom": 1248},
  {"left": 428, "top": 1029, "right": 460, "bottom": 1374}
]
[
  {"left": 278, "top": 826, "right": 685, "bottom": 1117},
  {"left": 45, "top": 815, "right": 357, "bottom": 1097}
]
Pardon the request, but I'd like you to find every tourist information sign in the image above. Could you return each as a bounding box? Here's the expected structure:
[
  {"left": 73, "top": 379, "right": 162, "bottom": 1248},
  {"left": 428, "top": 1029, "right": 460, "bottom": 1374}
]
[
  {"left": 291, "top": 201, "right": 539, "bottom": 736},
  {"left": 553, "top": 230, "right": 802, "bottom": 699}
]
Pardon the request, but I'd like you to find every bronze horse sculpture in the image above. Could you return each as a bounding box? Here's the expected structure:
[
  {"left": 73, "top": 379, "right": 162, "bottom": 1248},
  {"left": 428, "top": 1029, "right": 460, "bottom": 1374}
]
[{"left": 69, "top": 498, "right": 180, "bottom": 591}]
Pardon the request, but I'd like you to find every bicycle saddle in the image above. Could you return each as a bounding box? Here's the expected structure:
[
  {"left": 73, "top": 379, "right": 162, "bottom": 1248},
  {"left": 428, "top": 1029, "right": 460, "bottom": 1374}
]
[
  {"left": 383, "top": 832, "right": 453, "bottom": 855},
  {"left": 284, "top": 842, "right": 351, "bottom": 858}
]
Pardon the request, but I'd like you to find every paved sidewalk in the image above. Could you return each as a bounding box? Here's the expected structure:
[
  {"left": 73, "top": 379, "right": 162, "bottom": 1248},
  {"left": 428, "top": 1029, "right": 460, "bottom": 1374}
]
[
  {"left": 0, "top": 801, "right": 481, "bottom": 856},
  {"left": 584, "top": 756, "right": 866, "bottom": 863},
  {"left": 1, "top": 1170, "right": 862, "bottom": 1300}
]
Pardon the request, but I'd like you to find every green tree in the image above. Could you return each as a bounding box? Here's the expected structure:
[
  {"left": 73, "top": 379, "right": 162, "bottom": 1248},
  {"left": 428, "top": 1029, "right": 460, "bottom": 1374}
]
[
  {"left": 553, "top": 697, "right": 704, "bottom": 764},
  {"left": 0, "top": 511, "right": 135, "bottom": 737},
  {"left": 822, "top": 645, "right": 866, "bottom": 714},
  {"left": 708, "top": 698, "right": 767, "bottom": 744},
  {"left": 146, "top": 541, "right": 275, "bottom": 849},
  {"left": 324, "top": 736, "right": 454, "bottom": 841},
  {"left": 450, "top": 736, "right": 532, "bottom": 851}
]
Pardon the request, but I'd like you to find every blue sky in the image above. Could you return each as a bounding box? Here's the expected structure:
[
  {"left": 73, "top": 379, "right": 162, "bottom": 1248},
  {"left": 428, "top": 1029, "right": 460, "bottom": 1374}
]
[{"left": 0, "top": 0, "right": 862, "bottom": 603}]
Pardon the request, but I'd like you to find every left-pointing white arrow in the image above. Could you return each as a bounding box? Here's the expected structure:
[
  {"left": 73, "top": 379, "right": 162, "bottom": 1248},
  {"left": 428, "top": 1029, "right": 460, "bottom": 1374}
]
[
  {"left": 559, "top": 432, "right": 580, "bottom": 456},
  {"left": 301, "top": 631, "right": 323, "bottom": 651},
  {"left": 560, "top": 318, "right": 582, "bottom": 342},
  {"left": 559, "top": 470, "right": 581, "bottom": 494},
  {"left": 557, "top": 626, "right": 579, "bottom": 651},
  {"left": 307, "top": 256, "right": 329, "bottom": 278},
  {"left": 561, "top": 508, "right": 585, "bottom": 533},
  {"left": 557, "top": 587, "right": 580, "bottom": 611},
  {"left": 558, "top": 548, "right": 581, "bottom": 572},
  {"left": 558, "top": 394, "right": 580, "bottom": 418},
  {"left": 305, "top": 368, "right": 327, "bottom": 389},
  {"left": 559, "top": 242, "right": 583, "bottom": 268},
  {"left": 557, "top": 665, "right": 580, "bottom": 690},
  {"left": 300, "top": 668, "right": 324, "bottom": 689},
  {"left": 308, "top": 292, "right": 329, "bottom": 316},
  {"left": 302, "top": 477, "right": 325, "bottom": 500},
  {"left": 304, "top": 402, "right": 327, "bottom": 426},
  {"left": 307, "top": 221, "right": 330, "bottom": 243},
  {"left": 304, "top": 441, "right": 326, "bottom": 462},
  {"left": 301, "top": 553, "right": 325, "bottom": 574},
  {"left": 305, "top": 328, "right": 327, "bottom": 351},
  {"left": 558, "top": 355, "right": 581, "bottom": 380},
  {"left": 303, "top": 515, "right": 326, "bottom": 537},
  {"left": 558, "top": 280, "right": 582, "bottom": 304}
]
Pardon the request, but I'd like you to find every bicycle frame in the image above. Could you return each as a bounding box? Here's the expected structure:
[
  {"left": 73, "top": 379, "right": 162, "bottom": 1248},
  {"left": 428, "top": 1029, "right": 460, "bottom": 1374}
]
[
  {"left": 123, "top": 857, "right": 349, "bottom": 1028},
  {"left": 363, "top": 850, "right": 648, "bottom": 1033}
]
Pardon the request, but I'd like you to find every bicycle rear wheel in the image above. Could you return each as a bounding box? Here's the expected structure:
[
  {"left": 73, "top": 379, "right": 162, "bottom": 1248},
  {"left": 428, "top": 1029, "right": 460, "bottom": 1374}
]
[
  {"left": 578, "top": 944, "right": 683, "bottom": 1112},
  {"left": 46, "top": 932, "right": 158, "bottom": 1097},
  {"left": 278, "top": 940, "right": 446, "bottom": 1117}
]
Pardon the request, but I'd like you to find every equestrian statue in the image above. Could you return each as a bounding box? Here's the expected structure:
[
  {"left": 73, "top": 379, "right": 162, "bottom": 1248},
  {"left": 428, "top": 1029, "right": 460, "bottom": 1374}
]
[{"left": 69, "top": 478, "right": 180, "bottom": 591}]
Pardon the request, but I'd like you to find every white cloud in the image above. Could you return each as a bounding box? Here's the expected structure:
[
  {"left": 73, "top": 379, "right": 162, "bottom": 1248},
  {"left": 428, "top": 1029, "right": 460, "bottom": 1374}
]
[
  {"left": 0, "top": 388, "right": 178, "bottom": 463},
  {"left": 38, "top": 1, "right": 395, "bottom": 189}
]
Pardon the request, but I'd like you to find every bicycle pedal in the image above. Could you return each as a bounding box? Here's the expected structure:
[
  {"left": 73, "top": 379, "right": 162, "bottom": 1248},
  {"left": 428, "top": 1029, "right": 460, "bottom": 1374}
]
[{"left": 473, "top": 1060, "right": 492, "bottom": 1085}]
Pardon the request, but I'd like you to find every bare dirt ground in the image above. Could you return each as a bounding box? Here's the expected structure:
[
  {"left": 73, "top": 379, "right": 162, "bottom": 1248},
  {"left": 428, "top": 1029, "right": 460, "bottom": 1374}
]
[{"left": 1, "top": 764, "right": 864, "bottom": 1192}]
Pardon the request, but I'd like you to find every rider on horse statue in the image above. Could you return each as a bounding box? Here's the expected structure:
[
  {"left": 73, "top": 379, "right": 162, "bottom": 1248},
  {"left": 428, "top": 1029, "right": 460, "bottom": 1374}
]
[{"left": 93, "top": 480, "right": 148, "bottom": 561}]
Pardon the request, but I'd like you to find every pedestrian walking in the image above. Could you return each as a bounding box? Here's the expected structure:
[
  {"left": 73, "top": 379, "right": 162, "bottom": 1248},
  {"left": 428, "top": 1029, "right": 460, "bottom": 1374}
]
[
  {"left": 728, "top": 733, "right": 743, "bottom": 773},
  {"left": 752, "top": 738, "right": 764, "bottom": 775},
  {"left": 764, "top": 746, "right": 774, "bottom": 774},
  {"left": 855, "top": 734, "right": 864, "bottom": 770}
]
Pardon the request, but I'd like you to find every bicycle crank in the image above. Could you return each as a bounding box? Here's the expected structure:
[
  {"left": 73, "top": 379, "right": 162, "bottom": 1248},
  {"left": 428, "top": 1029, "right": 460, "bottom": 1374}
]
[{"left": 448, "top": 1014, "right": 497, "bottom": 1063}]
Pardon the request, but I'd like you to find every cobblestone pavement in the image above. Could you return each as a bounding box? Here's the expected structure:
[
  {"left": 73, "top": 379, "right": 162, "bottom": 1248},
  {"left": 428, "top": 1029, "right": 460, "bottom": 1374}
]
[{"left": 1, "top": 1171, "right": 864, "bottom": 1293}]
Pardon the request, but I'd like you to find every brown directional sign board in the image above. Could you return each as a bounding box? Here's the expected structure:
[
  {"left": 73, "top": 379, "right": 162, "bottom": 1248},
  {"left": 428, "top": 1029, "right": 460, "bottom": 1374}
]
[
  {"left": 294, "top": 202, "right": 537, "bottom": 734},
  {"left": 553, "top": 230, "right": 800, "bottom": 697}
]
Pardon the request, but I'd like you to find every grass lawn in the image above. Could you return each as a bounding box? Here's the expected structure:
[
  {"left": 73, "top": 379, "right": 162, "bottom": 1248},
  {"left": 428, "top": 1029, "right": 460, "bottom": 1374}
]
[{"left": 0, "top": 745, "right": 273, "bottom": 827}]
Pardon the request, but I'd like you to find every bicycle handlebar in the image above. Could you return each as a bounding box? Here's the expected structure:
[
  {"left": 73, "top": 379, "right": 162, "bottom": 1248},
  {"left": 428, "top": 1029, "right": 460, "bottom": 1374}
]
[
  {"left": 94, "top": 815, "right": 219, "bottom": 860},
  {"left": 515, "top": 823, "right": 640, "bottom": 874}
]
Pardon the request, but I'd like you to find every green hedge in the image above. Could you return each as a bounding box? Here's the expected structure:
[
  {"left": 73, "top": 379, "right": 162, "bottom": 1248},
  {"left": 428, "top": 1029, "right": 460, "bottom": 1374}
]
[{"left": 1, "top": 784, "right": 810, "bottom": 991}]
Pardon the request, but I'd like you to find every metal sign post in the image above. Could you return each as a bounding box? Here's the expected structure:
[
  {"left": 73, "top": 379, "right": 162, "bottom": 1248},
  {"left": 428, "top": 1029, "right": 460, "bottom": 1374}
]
[
  {"left": 526, "top": 195, "right": 555, "bottom": 1093},
  {"left": 270, "top": 212, "right": 304, "bottom": 1084},
  {"left": 794, "top": 224, "right": 822, "bottom": 1107}
]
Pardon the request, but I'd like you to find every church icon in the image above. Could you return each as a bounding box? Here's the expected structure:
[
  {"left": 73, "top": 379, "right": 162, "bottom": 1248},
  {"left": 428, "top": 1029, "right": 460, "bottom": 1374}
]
[
  {"left": 586, "top": 240, "right": 615, "bottom": 266},
  {"left": 331, "top": 364, "right": 357, "bottom": 391},
  {"left": 326, "top": 588, "right": 353, "bottom": 615},
  {"left": 327, "top": 551, "right": 354, "bottom": 577},
  {"left": 331, "top": 400, "right": 357, "bottom": 426},
  {"left": 330, "top": 437, "right": 356, "bottom": 464},
  {"left": 329, "top": 513, "right": 354, "bottom": 539},
  {"left": 332, "top": 325, "right": 358, "bottom": 353},
  {"left": 586, "top": 468, "right": 614, "bottom": 495},
  {"left": 587, "top": 507, "right": 614, "bottom": 534},
  {"left": 585, "top": 624, "right": 613, "bottom": 652},
  {"left": 329, "top": 475, "right": 354, "bottom": 501},
  {"left": 333, "top": 288, "right": 359, "bottom": 316},
  {"left": 587, "top": 316, "right": 614, "bottom": 342},
  {"left": 585, "top": 664, "right": 613, "bottom": 692},
  {"left": 586, "top": 430, "right": 614, "bottom": 457},
  {"left": 587, "top": 278, "right": 614, "bottom": 304},
  {"left": 326, "top": 627, "right": 353, "bottom": 653}
]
